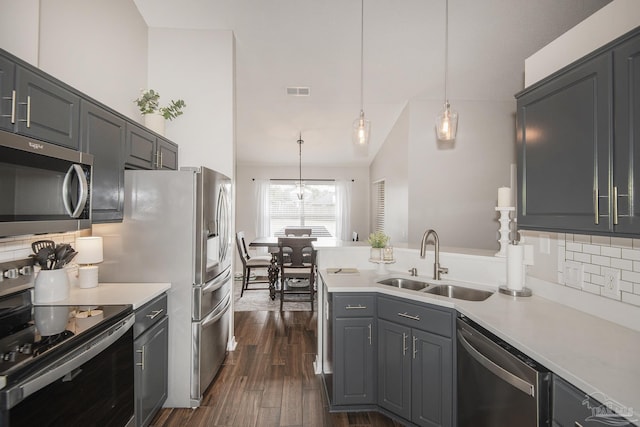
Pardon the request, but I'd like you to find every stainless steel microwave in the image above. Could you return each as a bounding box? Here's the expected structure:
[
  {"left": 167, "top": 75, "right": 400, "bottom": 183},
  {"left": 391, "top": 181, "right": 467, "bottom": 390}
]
[{"left": 0, "top": 131, "right": 93, "bottom": 237}]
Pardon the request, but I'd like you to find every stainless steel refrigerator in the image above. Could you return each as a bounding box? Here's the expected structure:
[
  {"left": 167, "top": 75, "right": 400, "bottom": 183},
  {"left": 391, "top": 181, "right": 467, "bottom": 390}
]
[{"left": 94, "top": 167, "right": 232, "bottom": 408}]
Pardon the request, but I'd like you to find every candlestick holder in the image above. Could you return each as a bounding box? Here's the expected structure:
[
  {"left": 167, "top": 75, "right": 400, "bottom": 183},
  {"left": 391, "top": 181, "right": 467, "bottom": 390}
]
[{"left": 495, "top": 207, "right": 515, "bottom": 257}]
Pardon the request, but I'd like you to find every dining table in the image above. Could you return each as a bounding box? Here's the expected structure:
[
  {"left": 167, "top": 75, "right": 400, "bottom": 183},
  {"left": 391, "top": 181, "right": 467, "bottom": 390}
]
[{"left": 250, "top": 236, "right": 335, "bottom": 300}]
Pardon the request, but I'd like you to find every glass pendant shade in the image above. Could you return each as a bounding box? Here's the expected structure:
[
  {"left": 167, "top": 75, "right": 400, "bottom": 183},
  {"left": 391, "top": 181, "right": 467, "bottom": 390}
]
[
  {"left": 352, "top": 110, "right": 370, "bottom": 146},
  {"left": 436, "top": 101, "right": 458, "bottom": 141}
]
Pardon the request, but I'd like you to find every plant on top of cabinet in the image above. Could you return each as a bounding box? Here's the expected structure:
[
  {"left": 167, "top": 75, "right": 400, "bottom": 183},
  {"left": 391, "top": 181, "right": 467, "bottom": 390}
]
[{"left": 134, "top": 89, "right": 186, "bottom": 120}]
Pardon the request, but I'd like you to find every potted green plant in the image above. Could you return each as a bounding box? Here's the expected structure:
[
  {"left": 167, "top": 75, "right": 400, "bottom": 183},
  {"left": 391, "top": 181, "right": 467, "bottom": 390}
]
[
  {"left": 368, "top": 231, "right": 390, "bottom": 260},
  {"left": 134, "top": 89, "right": 186, "bottom": 135}
]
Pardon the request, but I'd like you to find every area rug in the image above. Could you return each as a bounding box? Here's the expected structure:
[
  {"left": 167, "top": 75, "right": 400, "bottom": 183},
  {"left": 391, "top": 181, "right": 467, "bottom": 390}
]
[{"left": 233, "top": 276, "right": 316, "bottom": 312}]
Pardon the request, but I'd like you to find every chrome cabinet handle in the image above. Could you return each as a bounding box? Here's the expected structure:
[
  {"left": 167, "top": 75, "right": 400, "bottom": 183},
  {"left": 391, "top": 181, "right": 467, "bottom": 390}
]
[
  {"left": 594, "top": 189, "right": 599, "bottom": 225},
  {"left": 397, "top": 312, "right": 420, "bottom": 321},
  {"left": 613, "top": 186, "right": 619, "bottom": 225},
  {"left": 146, "top": 309, "right": 164, "bottom": 320},
  {"left": 412, "top": 336, "right": 417, "bottom": 359},
  {"left": 368, "top": 323, "right": 372, "bottom": 345},
  {"left": 2, "top": 90, "right": 16, "bottom": 123},
  {"left": 26, "top": 95, "right": 31, "bottom": 128},
  {"left": 402, "top": 333, "right": 408, "bottom": 356},
  {"left": 159, "top": 151, "right": 163, "bottom": 168},
  {"left": 345, "top": 304, "right": 367, "bottom": 310},
  {"left": 136, "top": 346, "right": 145, "bottom": 370},
  {"left": 575, "top": 422, "right": 584, "bottom": 427}
]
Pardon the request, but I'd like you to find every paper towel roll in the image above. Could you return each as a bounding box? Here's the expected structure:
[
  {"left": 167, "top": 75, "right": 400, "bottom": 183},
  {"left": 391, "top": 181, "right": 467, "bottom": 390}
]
[{"left": 507, "top": 244, "right": 524, "bottom": 291}]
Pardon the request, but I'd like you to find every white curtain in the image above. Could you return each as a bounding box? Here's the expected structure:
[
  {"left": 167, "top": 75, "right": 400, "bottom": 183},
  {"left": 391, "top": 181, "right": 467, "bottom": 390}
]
[
  {"left": 255, "top": 179, "right": 270, "bottom": 238},
  {"left": 335, "top": 180, "right": 352, "bottom": 241}
]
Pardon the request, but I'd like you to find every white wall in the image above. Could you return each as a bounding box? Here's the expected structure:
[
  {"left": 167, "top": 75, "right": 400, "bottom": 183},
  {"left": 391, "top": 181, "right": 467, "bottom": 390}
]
[
  {"left": 147, "top": 29, "right": 235, "bottom": 178},
  {"left": 369, "top": 103, "right": 410, "bottom": 244},
  {"left": 0, "top": 0, "right": 40, "bottom": 66},
  {"left": 38, "top": 0, "right": 148, "bottom": 119}
]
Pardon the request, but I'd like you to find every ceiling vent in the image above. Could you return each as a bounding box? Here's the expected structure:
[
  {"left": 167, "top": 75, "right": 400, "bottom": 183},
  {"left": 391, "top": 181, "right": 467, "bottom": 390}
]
[{"left": 286, "top": 87, "right": 310, "bottom": 96}]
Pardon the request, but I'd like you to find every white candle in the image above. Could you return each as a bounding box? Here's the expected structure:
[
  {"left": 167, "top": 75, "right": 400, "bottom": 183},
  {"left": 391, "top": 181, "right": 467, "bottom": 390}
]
[{"left": 498, "top": 187, "right": 512, "bottom": 207}]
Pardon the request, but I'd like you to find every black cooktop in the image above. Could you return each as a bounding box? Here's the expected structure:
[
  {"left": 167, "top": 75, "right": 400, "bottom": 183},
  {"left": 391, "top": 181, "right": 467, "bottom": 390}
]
[{"left": 0, "top": 292, "right": 132, "bottom": 388}]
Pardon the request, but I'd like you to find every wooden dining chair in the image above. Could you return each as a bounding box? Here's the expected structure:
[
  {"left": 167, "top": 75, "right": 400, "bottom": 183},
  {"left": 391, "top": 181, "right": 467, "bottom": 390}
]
[
  {"left": 284, "top": 227, "right": 312, "bottom": 236},
  {"left": 235, "top": 231, "right": 272, "bottom": 297},
  {"left": 277, "top": 237, "right": 316, "bottom": 311}
]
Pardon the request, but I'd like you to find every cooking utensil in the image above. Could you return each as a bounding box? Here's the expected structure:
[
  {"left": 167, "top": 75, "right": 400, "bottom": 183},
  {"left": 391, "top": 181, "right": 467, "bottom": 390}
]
[
  {"left": 31, "top": 240, "right": 55, "bottom": 254},
  {"left": 31, "top": 247, "right": 55, "bottom": 270}
]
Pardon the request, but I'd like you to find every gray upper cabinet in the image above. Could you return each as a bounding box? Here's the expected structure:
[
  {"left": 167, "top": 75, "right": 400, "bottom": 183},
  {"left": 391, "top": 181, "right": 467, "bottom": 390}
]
[
  {"left": 15, "top": 66, "right": 80, "bottom": 149},
  {"left": 80, "top": 100, "right": 126, "bottom": 222},
  {"left": 517, "top": 29, "right": 640, "bottom": 236},
  {"left": 0, "top": 51, "right": 80, "bottom": 149},
  {"left": 0, "top": 54, "right": 15, "bottom": 132},
  {"left": 516, "top": 51, "right": 612, "bottom": 234},
  {"left": 126, "top": 123, "right": 178, "bottom": 170},
  {"left": 612, "top": 34, "right": 640, "bottom": 234}
]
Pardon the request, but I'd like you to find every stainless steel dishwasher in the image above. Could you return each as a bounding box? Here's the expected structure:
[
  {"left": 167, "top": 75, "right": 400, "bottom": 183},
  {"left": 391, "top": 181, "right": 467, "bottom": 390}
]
[{"left": 457, "top": 315, "right": 551, "bottom": 427}]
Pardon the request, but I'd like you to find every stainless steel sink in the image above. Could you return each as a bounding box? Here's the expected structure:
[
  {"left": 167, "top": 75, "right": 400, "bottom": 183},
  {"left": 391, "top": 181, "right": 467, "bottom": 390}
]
[
  {"left": 377, "top": 277, "right": 429, "bottom": 291},
  {"left": 423, "top": 284, "right": 493, "bottom": 301}
]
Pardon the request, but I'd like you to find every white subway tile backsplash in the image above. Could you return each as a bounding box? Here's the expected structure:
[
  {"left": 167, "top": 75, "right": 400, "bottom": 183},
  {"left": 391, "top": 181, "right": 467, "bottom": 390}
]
[
  {"left": 557, "top": 233, "right": 640, "bottom": 309},
  {"left": 574, "top": 252, "right": 591, "bottom": 263},
  {"left": 0, "top": 233, "right": 78, "bottom": 263},
  {"left": 567, "top": 242, "right": 583, "bottom": 252},
  {"left": 601, "top": 246, "right": 621, "bottom": 258},
  {"left": 610, "top": 258, "right": 633, "bottom": 271},
  {"left": 622, "top": 248, "right": 640, "bottom": 261}
]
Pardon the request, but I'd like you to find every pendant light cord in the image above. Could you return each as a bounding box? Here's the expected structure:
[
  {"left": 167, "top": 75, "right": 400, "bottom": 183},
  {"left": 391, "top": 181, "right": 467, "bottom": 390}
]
[
  {"left": 360, "top": 0, "right": 364, "bottom": 111},
  {"left": 444, "top": 0, "right": 449, "bottom": 103},
  {"left": 298, "top": 133, "right": 303, "bottom": 198}
]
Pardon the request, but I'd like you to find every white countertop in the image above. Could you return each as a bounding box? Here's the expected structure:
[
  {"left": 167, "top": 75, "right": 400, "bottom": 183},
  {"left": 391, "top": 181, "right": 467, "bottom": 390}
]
[
  {"left": 34, "top": 282, "right": 171, "bottom": 310},
  {"left": 321, "top": 268, "right": 640, "bottom": 421}
]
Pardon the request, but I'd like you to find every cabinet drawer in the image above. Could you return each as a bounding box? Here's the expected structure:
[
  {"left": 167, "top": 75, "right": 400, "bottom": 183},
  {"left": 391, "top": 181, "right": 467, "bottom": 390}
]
[
  {"left": 134, "top": 293, "right": 167, "bottom": 338},
  {"left": 333, "top": 294, "right": 375, "bottom": 317},
  {"left": 378, "top": 296, "right": 452, "bottom": 337}
]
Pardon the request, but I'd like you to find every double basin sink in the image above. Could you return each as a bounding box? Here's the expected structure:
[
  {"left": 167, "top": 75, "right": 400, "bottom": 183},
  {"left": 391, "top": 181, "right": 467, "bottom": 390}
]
[{"left": 377, "top": 277, "right": 494, "bottom": 301}]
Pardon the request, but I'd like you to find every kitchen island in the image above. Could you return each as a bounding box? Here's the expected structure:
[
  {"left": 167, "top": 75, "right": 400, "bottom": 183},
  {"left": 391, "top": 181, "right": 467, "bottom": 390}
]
[{"left": 314, "top": 243, "right": 640, "bottom": 424}]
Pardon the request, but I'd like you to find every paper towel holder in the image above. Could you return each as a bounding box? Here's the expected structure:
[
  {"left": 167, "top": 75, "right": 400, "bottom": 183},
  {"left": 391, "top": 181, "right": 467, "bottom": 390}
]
[{"left": 499, "top": 240, "right": 533, "bottom": 297}]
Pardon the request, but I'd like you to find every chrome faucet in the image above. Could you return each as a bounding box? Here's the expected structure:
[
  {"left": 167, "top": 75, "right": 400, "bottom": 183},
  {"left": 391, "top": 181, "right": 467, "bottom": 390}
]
[{"left": 420, "top": 229, "right": 448, "bottom": 280}]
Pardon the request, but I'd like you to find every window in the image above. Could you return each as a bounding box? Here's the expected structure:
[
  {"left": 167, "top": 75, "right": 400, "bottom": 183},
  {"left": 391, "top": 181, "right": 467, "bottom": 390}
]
[
  {"left": 373, "top": 179, "right": 385, "bottom": 233},
  {"left": 269, "top": 181, "right": 336, "bottom": 236}
]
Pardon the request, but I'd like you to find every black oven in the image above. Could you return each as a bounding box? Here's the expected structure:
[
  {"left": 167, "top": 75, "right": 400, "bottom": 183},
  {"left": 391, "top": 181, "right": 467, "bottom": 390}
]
[
  {"left": 0, "top": 259, "right": 135, "bottom": 427},
  {"left": 0, "top": 130, "right": 92, "bottom": 237}
]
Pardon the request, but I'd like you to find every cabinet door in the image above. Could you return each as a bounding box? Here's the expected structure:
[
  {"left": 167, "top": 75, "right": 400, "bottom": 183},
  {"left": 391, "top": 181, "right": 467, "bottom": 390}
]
[
  {"left": 157, "top": 137, "right": 178, "bottom": 170},
  {"left": 411, "top": 329, "right": 453, "bottom": 427},
  {"left": 516, "top": 52, "right": 612, "bottom": 233},
  {"left": 135, "top": 316, "right": 169, "bottom": 427},
  {"left": 80, "top": 101, "right": 126, "bottom": 222},
  {"left": 0, "top": 54, "right": 15, "bottom": 131},
  {"left": 126, "top": 123, "right": 156, "bottom": 170},
  {"left": 333, "top": 317, "right": 376, "bottom": 405},
  {"left": 377, "top": 319, "right": 411, "bottom": 420},
  {"left": 613, "top": 34, "right": 640, "bottom": 234},
  {"left": 15, "top": 66, "right": 80, "bottom": 149}
]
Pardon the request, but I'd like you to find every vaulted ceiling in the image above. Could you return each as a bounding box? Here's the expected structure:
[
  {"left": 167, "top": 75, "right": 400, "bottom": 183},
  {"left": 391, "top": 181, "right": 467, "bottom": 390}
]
[{"left": 134, "top": 0, "right": 611, "bottom": 166}]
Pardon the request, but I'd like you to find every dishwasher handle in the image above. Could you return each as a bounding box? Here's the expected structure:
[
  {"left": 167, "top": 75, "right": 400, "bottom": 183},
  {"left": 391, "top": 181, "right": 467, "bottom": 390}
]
[{"left": 457, "top": 328, "right": 535, "bottom": 397}]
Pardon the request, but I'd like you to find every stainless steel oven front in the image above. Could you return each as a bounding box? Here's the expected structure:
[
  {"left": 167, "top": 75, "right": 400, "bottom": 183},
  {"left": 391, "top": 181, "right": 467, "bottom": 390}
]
[{"left": 0, "top": 130, "right": 92, "bottom": 237}]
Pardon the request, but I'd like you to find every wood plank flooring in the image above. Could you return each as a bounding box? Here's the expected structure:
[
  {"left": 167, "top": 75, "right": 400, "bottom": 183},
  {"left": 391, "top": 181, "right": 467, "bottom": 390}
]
[{"left": 151, "top": 310, "right": 404, "bottom": 426}]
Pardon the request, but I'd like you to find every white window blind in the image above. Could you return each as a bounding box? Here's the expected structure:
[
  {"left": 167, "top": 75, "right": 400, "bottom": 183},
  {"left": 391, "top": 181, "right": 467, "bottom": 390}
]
[
  {"left": 269, "top": 181, "right": 336, "bottom": 236},
  {"left": 373, "top": 180, "right": 385, "bottom": 233}
]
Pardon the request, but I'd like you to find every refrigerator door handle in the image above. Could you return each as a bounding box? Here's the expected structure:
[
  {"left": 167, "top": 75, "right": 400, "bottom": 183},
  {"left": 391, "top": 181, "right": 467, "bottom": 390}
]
[
  {"left": 202, "top": 270, "right": 231, "bottom": 294},
  {"left": 201, "top": 294, "right": 231, "bottom": 328}
]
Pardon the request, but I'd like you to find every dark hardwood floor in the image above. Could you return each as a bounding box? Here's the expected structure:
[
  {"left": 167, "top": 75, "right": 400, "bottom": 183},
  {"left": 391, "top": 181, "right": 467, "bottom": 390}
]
[{"left": 151, "top": 310, "right": 403, "bottom": 426}]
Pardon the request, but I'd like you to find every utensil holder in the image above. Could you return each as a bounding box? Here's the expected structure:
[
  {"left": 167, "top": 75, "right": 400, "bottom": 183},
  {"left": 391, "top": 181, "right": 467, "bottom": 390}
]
[{"left": 34, "top": 269, "right": 70, "bottom": 303}]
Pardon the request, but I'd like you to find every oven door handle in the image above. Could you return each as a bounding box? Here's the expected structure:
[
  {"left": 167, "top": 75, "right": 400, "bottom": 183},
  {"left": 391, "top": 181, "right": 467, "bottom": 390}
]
[
  {"left": 12, "top": 315, "right": 134, "bottom": 408},
  {"left": 457, "top": 328, "right": 535, "bottom": 397}
]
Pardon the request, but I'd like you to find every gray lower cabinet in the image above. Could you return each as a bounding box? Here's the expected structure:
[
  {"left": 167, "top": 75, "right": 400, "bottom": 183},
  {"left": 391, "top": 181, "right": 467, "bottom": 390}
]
[
  {"left": 332, "top": 294, "right": 376, "bottom": 406},
  {"left": 377, "top": 296, "right": 454, "bottom": 427},
  {"left": 552, "top": 375, "right": 636, "bottom": 427},
  {"left": 125, "top": 123, "right": 178, "bottom": 170},
  {"left": 134, "top": 294, "right": 168, "bottom": 427},
  {"left": 80, "top": 100, "right": 126, "bottom": 222}
]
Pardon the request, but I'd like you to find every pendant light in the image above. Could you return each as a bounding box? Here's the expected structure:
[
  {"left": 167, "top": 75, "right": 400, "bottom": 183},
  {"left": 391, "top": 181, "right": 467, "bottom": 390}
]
[
  {"left": 435, "top": 0, "right": 458, "bottom": 141},
  {"left": 353, "top": 0, "right": 370, "bottom": 146},
  {"left": 296, "top": 133, "right": 304, "bottom": 200}
]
